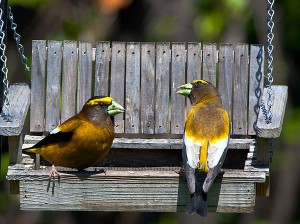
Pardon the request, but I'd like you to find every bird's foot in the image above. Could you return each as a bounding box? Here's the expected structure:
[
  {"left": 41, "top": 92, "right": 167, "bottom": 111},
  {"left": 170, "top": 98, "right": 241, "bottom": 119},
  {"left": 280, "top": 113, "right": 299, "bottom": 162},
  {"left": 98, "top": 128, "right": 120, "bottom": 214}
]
[
  {"left": 49, "top": 165, "right": 60, "bottom": 181},
  {"left": 174, "top": 167, "right": 185, "bottom": 175}
]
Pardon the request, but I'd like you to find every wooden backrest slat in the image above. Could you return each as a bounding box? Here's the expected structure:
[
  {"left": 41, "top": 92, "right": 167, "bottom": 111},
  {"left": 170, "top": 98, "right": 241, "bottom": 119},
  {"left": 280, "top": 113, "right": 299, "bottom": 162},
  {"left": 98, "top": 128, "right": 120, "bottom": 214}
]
[
  {"left": 45, "top": 41, "right": 62, "bottom": 132},
  {"left": 202, "top": 43, "right": 217, "bottom": 85},
  {"left": 110, "top": 42, "right": 126, "bottom": 133},
  {"left": 30, "top": 40, "right": 46, "bottom": 132},
  {"left": 140, "top": 43, "right": 155, "bottom": 134},
  {"left": 218, "top": 44, "right": 233, "bottom": 125},
  {"left": 125, "top": 43, "right": 141, "bottom": 133},
  {"left": 233, "top": 44, "right": 249, "bottom": 135},
  {"left": 77, "top": 42, "right": 93, "bottom": 113},
  {"left": 94, "top": 41, "right": 110, "bottom": 97},
  {"left": 155, "top": 43, "right": 170, "bottom": 134},
  {"left": 61, "top": 41, "right": 77, "bottom": 123},
  {"left": 170, "top": 43, "right": 186, "bottom": 134},
  {"left": 248, "top": 45, "right": 264, "bottom": 135}
]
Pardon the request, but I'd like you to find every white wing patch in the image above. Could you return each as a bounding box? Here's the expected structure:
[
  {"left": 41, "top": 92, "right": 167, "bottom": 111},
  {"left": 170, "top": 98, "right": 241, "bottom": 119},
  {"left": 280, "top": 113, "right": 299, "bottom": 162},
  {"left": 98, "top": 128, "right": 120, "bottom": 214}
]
[
  {"left": 184, "top": 132, "right": 201, "bottom": 169},
  {"left": 207, "top": 137, "right": 229, "bottom": 168},
  {"left": 50, "top": 127, "right": 61, "bottom": 134}
]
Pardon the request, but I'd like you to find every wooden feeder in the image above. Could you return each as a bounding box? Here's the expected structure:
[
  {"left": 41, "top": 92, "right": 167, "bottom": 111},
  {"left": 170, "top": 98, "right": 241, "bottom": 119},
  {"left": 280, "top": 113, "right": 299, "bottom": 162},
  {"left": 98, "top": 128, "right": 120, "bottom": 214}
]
[{"left": 0, "top": 41, "right": 287, "bottom": 212}]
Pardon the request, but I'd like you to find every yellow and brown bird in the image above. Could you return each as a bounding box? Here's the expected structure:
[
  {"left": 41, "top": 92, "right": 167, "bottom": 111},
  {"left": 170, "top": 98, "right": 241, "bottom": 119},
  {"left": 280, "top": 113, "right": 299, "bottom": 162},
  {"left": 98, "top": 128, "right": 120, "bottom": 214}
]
[
  {"left": 23, "top": 96, "right": 124, "bottom": 173},
  {"left": 177, "top": 80, "right": 230, "bottom": 217}
]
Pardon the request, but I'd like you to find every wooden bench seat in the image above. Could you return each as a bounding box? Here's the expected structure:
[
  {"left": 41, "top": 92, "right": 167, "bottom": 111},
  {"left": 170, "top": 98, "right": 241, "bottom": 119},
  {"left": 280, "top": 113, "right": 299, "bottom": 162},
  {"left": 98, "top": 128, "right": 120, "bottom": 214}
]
[{"left": 2, "top": 41, "right": 288, "bottom": 212}]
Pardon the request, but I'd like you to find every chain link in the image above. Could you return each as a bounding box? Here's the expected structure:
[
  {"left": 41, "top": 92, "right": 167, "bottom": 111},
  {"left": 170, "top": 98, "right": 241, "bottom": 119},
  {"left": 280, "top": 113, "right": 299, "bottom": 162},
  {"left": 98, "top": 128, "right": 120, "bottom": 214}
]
[
  {"left": 8, "top": 6, "right": 30, "bottom": 71},
  {"left": 0, "top": 8, "right": 12, "bottom": 121}
]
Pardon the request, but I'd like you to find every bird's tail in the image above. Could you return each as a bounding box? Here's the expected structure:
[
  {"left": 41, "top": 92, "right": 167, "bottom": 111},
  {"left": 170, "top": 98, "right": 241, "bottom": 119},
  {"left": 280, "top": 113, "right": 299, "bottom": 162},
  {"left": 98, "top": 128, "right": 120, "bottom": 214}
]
[{"left": 186, "top": 191, "right": 208, "bottom": 217}]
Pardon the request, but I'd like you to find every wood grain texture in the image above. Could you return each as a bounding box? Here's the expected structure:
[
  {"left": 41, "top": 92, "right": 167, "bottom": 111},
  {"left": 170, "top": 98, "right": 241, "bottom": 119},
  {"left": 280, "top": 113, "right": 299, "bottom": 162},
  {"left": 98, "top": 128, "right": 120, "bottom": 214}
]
[
  {"left": 77, "top": 42, "right": 92, "bottom": 113},
  {"left": 61, "top": 41, "right": 77, "bottom": 123},
  {"left": 171, "top": 43, "right": 186, "bottom": 134},
  {"left": 125, "top": 42, "right": 141, "bottom": 133},
  {"left": 30, "top": 40, "right": 46, "bottom": 132},
  {"left": 140, "top": 43, "right": 155, "bottom": 134},
  {"left": 232, "top": 44, "right": 249, "bottom": 135},
  {"left": 248, "top": 45, "right": 264, "bottom": 135},
  {"left": 218, "top": 44, "right": 233, "bottom": 121},
  {"left": 155, "top": 43, "right": 170, "bottom": 134},
  {"left": 256, "top": 85, "right": 288, "bottom": 138},
  {"left": 45, "top": 41, "right": 62, "bottom": 132},
  {"left": 94, "top": 41, "right": 110, "bottom": 96},
  {"left": 8, "top": 134, "right": 23, "bottom": 164},
  {"left": 202, "top": 43, "right": 217, "bottom": 85},
  {"left": 0, "top": 84, "right": 30, "bottom": 136},
  {"left": 110, "top": 42, "right": 126, "bottom": 133}
]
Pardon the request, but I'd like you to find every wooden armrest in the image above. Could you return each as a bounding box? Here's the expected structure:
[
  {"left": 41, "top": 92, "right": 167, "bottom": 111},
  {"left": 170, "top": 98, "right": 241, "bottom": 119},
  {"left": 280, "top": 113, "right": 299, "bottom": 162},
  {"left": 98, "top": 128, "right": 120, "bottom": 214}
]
[
  {"left": 0, "top": 84, "right": 30, "bottom": 136},
  {"left": 257, "top": 85, "right": 288, "bottom": 138}
]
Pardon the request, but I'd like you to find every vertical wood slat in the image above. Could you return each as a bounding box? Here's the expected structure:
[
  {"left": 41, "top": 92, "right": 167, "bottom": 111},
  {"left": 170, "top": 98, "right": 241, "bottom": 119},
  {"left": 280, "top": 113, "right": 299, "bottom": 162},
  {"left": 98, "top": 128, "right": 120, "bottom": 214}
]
[
  {"left": 61, "top": 41, "right": 77, "bottom": 123},
  {"left": 218, "top": 44, "right": 233, "bottom": 124},
  {"left": 77, "top": 42, "right": 92, "bottom": 113},
  {"left": 30, "top": 40, "right": 46, "bottom": 132},
  {"left": 125, "top": 43, "right": 141, "bottom": 133},
  {"left": 141, "top": 43, "right": 155, "bottom": 134},
  {"left": 233, "top": 44, "right": 249, "bottom": 135},
  {"left": 94, "top": 41, "right": 111, "bottom": 97},
  {"left": 171, "top": 43, "right": 186, "bottom": 134},
  {"left": 202, "top": 43, "right": 217, "bottom": 86},
  {"left": 155, "top": 43, "right": 170, "bottom": 134},
  {"left": 248, "top": 45, "right": 264, "bottom": 135},
  {"left": 45, "top": 41, "right": 62, "bottom": 132},
  {"left": 110, "top": 42, "right": 126, "bottom": 133}
]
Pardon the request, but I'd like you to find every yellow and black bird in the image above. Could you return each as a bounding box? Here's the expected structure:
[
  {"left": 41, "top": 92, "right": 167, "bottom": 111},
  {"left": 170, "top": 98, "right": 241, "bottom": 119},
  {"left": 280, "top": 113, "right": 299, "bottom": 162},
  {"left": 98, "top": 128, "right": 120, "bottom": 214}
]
[
  {"left": 177, "top": 80, "right": 230, "bottom": 217},
  {"left": 23, "top": 96, "right": 124, "bottom": 174}
]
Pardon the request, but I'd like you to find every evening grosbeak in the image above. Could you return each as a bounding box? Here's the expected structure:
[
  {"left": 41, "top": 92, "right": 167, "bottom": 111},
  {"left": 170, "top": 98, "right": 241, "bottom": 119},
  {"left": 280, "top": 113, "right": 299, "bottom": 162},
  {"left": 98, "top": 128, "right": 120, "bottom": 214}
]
[
  {"left": 23, "top": 96, "right": 124, "bottom": 174},
  {"left": 177, "top": 80, "right": 230, "bottom": 217}
]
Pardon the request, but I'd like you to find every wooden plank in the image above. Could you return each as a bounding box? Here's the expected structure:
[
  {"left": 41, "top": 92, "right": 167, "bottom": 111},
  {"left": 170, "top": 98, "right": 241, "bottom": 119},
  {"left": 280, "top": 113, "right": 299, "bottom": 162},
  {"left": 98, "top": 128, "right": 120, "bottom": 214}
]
[
  {"left": 170, "top": 43, "right": 186, "bottom": 134},
  {"left": 140, "top": 43, "right": 155, "bottom": 134},
  {"left": 218, "top": 44, "right": 233, "bottom": 121},
  {"left": 8, "top": 134, "right": 23, "bottom": 164},
  {"left": 77, "top": 42, "right": 92, "bottom": 113},
  {"left": 155, "top": 43, "right": 170, "bottom": 134},
  {"left": 125, "top": 42, "right": 141, "bottom": 133},
  {"left": 94, "top": 41, "right": 110, "bottom": 96},
  {"left": 61, "top": 41, "right": 77, "bottom": 123},
  {"left": 110, "top": 42, "right": 126, "bottom": 133},
  {"left": 45, "top": 41, "right": 62, "bottom": 132},
  {"left": 0, "top": 84, "right": 30, "bottom": 136},
  {"left": 202, "top": 43, "right": 217, "bottom": 85},
  {"left": 30, "top": 40, "right": 46, "bottom": 132},
  {"left": 232, "top": 44, "right": 249, "bottom": 135},
  {"left": 248, "top": 45, "right": 264, "bottom": 135},
  {"left": 256, "top": 85, "right": 288, "bottom": 138}
]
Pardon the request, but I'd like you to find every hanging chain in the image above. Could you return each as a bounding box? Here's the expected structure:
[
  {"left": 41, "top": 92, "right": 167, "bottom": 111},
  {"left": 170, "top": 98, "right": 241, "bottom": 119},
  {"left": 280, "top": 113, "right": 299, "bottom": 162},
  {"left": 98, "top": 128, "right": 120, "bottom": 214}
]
[
  {"left": 8, "top": 6, "right": 30, "bottom": 71},
  {"left": 0, "top": 8, "right": 12, "bottom": 121},
  {"left": 261, "top": 0, "right": 275, "bottom": 124}
]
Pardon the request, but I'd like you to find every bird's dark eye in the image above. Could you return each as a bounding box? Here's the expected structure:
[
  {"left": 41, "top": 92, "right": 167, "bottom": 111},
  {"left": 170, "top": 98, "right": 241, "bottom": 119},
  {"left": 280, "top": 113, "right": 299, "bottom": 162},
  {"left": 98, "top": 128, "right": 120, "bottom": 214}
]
[{"left": 99, "top": 103, "right": 104, "bottom": 107}]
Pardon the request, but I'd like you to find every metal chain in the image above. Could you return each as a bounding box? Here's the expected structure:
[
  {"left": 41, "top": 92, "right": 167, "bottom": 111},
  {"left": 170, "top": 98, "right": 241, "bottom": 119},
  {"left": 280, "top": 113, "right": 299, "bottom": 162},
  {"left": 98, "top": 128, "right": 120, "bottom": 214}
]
[
  {"left": 0, "top": 7, "right": 12, "bottom": 121},
  {"left": 261, "top": 0, "right": 275, "bottom": 124},
  {"left": 8, "top": 6, "right": 30, "bottom": 71}
]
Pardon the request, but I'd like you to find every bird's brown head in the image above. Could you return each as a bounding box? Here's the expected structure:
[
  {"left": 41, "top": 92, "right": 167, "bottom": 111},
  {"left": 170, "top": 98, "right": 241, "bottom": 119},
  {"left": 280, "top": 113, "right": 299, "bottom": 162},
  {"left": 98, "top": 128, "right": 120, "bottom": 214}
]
[{"left": 176, "top": 80, "right": 220, "bottom": 105}]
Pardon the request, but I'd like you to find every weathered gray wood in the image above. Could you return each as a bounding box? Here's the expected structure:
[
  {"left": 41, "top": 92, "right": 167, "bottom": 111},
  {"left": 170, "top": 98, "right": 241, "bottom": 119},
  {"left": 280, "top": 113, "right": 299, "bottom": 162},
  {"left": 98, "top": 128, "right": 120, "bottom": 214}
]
[
  {"left": 45, "top": 41, "right": 62, "bottom": 132},
  {"left": 171, "top": 43, "right": 186, "bottom": 134},
  {"left": 77, "top": 42, "right": 92, "bottom": 112},
  {"left": 202, "top": 43, "right": 217, "bottom": 85},
  {"left": 61, "top": 41, "right": 77, "bottom": 123},
  {"left": 140, "top": 43, "right": 155, "bottom": 134},
  {"left": 30, "top": 40, "right": 46, "bottom": 132},
  {"left": 8, "top": 134, "right": 23, "bottom": 164},
  {"left": 248, "top": 45, "right": 264, "bottom": 135},
  {"left": 257, "top": 85, "right": 288, "bottom": 138},
  {"left": 125, "top": 42, "right": 141, "bottom": 133},
  {"left": 0, "top": 84, "right": 30, "bottom": 136},
  {"left": 110, "top": 42, "right": 126, "bottom": 133},
  {"left": 155, "top": 43, "right": 170, "bottom": 134},
  {"left": 94, "top": 41, "right": 110, "bottom": 96},
  {"left": 218, "top": 44, "right": 233, "bottom": 121},
  {"left": 233, "top": 44, "right": 249, "bottom": 135}
]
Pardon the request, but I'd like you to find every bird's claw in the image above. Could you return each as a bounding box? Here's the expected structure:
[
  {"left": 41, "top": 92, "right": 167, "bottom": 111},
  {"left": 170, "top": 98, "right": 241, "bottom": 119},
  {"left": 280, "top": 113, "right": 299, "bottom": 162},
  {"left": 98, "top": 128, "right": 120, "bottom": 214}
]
[{"left": 49, "top": 165, "right": 60, "bottom": 181}]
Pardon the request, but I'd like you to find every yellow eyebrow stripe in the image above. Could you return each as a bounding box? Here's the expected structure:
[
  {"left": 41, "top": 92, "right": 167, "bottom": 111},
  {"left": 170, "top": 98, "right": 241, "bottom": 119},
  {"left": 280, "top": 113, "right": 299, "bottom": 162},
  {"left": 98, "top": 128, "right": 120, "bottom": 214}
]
[
  {"left": 192, "top": 79, "right": 208, "bottom": 84},
  {"left": 86, "top": 97, "right": 114, "bottom": 106}
]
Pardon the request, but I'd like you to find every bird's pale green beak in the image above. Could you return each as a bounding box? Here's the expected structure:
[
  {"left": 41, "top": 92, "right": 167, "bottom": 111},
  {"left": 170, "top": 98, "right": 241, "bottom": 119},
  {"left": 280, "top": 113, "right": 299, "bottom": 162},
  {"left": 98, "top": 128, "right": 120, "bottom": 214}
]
[
  {"left": 176, "top": 83, "right": 193, "bottom": 96},
  {"left": 107, "top": 100, "right": 125, "bottom": 116}
]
